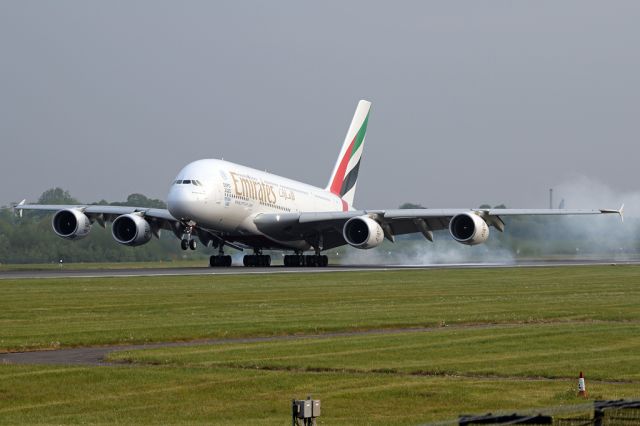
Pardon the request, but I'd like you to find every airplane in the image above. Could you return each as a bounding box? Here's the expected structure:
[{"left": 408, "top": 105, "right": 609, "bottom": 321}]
[{"left": 15, "top": 100, "right": 623, "bottom": 267}]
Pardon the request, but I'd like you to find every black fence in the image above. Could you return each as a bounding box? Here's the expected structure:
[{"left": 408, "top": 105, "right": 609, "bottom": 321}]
[{"left": 458, "top": 400, "right": 640, "bottom": 426}]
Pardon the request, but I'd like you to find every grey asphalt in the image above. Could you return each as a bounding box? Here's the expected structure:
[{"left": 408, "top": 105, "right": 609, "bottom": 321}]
[{"left": 0, "top": 259, "right": 637, "bottom": 280}]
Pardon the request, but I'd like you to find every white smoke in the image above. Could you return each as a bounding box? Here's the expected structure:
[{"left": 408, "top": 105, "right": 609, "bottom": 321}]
[
  {"left": 555, "top": 175, "right": 636, "bottom": 216},
  {"left": 340, "top": 239, "right": 516, "bottom": 266}
]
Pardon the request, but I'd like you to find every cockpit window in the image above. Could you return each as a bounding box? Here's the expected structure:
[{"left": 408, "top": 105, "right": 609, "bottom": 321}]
[{"left": 174, "top": 179, "right": 203, "bottom": 185}]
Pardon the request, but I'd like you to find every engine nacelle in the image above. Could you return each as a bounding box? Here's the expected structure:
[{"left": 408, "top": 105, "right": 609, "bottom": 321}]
[
  {"left": 343, "top": 216, "right": 385, "bottom": 249},
  {"left": 449, "top": 212, "right": 490, "bottom": 245},
  {"left": 111, "top": 214, "right": 152, "bottom": 246},
  {"left": 52, "top": 209, "right": 91, "bottom": 240}
]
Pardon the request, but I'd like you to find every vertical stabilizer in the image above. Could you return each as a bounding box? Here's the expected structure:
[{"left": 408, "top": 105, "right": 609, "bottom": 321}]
[{"left": 326, "top": 100, "right": 371, "bottom": 208}]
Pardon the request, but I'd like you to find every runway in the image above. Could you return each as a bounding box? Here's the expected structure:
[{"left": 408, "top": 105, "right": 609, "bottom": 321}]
[{"left": 0, "top": 259, "right": 637, "bottom": 280}]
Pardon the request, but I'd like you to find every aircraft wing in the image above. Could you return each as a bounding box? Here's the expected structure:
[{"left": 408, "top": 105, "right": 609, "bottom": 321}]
[
  {"left": 13, "top": 203, "right": 240, "bottom": 249},
  {"left": 15, "top": 203, "right": 176, "bottom": 227},
  {"left": 253, "top": 206, "right": 623, "bottom": 250}
]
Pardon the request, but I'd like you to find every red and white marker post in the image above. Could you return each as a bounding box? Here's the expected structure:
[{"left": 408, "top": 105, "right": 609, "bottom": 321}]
[{"left": 577, "top": 371, "right": 588, "bottom": 398}]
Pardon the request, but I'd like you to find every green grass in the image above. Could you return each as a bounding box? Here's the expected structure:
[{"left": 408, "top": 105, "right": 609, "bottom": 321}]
[
  {"left": 0, "top": 364, "right": 637, "bottom": 425},
  {"left": 109, "top": 322, "right": 640, "bottom": 381},
  {"left": 1, "top": 266, "right": 639, "bottom": 424},
  {"left": 1, "top": 266, "right": 639, "bottom": 352}
]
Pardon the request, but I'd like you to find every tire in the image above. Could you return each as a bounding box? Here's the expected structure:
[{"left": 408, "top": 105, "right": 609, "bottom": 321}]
[
  {"left": 180, "top": 239, "right": 188, "bottom": 250},
  {"left": 209, "top": 255, "right": 217, "bottom": 267},
  {"left": 224, "top": 255, "right": 232, "bottom": 267},
  {"left": 189, "top": 239, "right": 197, "bottom": 250},
  {"left": 320, "top": 255, "right": 328, "bottom": 267}
]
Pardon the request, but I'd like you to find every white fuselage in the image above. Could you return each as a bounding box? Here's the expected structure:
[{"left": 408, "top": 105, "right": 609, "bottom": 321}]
[{"left": 167, "top": 159, "right": 347, "bottom": 249}]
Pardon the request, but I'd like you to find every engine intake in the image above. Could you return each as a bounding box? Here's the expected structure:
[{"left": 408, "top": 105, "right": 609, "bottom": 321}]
[
  {"left": 52, "top": 209, "right": 91, "bottom": 240},
  {"left": 112, "top": 214, "right": 152, "bottom": 246},
  {"left": 449, "top": 213, "right": 489, "bottom": 245},
  {"left": 343, "top": 216, "right": 384, "bottom": 249}
]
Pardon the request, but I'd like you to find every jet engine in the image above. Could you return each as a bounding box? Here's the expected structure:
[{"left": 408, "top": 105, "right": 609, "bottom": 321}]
[
  {"left": 449, "top": 212, "right": 489, "bottom": 245},
  {"left": 343, "top": 216, "right": 384, "bottom": 249},
  {"left": 52, "top": 209, "right": 92, "bottom": 240},
  {"left": 111, "top": 214, "right": 152, "bottom": 246}
]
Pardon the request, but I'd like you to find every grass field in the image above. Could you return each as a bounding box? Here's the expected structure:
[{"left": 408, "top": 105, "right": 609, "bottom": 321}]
[{"left": 1, "top": 266, "right": 639, "bottom": 424}]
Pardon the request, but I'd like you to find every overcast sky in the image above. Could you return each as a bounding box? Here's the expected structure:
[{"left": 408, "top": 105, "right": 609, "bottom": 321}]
[{"left": 1, "top": 1, "right": 638, "bottom": 210}]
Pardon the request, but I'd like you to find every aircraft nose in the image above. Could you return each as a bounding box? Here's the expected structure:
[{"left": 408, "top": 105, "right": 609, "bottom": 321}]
[{"left": 167, "top": 186, "right": 197, "bottom": 220}]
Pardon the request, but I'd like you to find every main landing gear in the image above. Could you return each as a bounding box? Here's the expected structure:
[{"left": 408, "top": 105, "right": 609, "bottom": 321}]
[
  {"left": 210, "top": 254, "right": 232, "bottom": 267},
  {"left": 283, "top": 252, "right": 329, "bottom": 267},
  {"left": 243, "top": 249, "right": 271, "bottom": 267},
  {"left": 210, "top": 244, "right": 232, "bottom": 267}
]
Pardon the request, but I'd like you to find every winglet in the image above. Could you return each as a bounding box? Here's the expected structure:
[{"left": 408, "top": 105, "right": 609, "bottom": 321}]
[
  {"left": 618, "top": 204, "right": 624, "bottom": 223},
  {"left": 14, "top": 199, "right": 26, "bottom": 218},
  {"left": 600, "top": 204, "right": 624, "bottom": 223}
]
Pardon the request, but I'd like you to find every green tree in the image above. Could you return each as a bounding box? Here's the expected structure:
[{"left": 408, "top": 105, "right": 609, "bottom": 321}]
[
  {"left": 399, "top": 202, "right": 426, "bottom": 209},
  {"left": 38, "top": 188, "right": 79, "bottom": 205},
  {"left": 111, "top": 193, "right": 166, "bottom": 209}
]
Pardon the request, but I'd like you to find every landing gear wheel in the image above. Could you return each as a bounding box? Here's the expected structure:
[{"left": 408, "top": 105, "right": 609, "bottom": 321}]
[
  {"left": 305, "top": 255, "right": 316, "bottom": 267},
  {"left": 284, "top": 254, "right": 304, "bottom": 267},
  {"left": 189, "top": 239, "right": 197, "bottom": 250},
  {"left": 320, "top": 255, "right": 329, "bottom": 267},
  {"left": 180, "top": 239, "right": 189, "bottom": 250},
  {"left": 210, "top": 255, "right": 233, "bottom": 267},
  {"left": 243, "top": 254, "right": 271, "bottom": 267}
]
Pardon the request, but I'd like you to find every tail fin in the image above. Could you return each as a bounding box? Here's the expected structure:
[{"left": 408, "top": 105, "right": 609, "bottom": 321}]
[{"left": 326, "top": 99, "right": 371, "bottom": 207}]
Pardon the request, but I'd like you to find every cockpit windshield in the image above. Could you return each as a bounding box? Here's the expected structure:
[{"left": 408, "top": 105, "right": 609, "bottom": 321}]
[{"left": 173, "top": 179, "right": 204, "bottom": 186}]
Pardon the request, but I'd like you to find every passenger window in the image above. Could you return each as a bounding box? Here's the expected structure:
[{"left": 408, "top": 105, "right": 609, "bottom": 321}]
[{"left": 175, "top": 180, "right": 182, "bottom": 184}]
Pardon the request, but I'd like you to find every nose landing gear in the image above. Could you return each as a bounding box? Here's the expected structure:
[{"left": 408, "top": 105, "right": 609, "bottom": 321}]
[
  {"left": 180, "top": 238, "right": 197, "bottom": 250},
  {"left": 180, "top": 225, "right": 197, "bottom": 250}
]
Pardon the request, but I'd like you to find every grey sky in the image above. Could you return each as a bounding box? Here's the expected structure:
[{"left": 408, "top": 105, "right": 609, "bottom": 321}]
[{"left": 1, "top": 1, "right": 638, "bottom": 210}]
